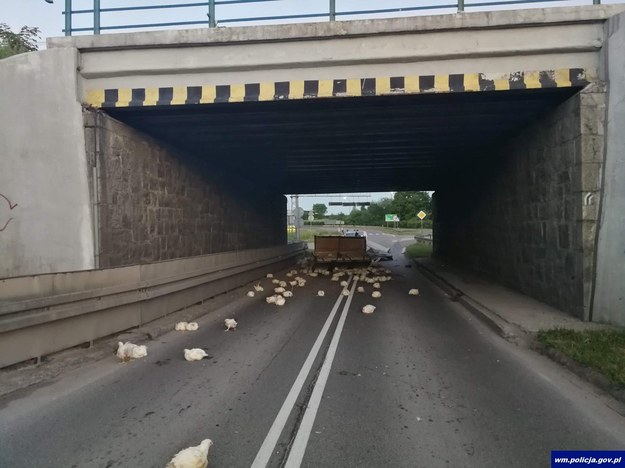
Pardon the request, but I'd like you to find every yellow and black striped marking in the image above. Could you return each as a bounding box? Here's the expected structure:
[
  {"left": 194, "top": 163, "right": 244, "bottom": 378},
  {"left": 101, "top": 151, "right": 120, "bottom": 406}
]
[{"left": 85, "top": 68, "right": 590, "bottom": 108}]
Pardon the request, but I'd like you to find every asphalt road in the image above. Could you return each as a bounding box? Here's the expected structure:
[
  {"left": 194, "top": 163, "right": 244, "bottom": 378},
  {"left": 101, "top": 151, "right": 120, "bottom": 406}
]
[
  {"left": 1, "top": 232, "right": 624, "bottom": 467},
  {"left": 363, "top": 228, "right": 416, "bottom": 254}
]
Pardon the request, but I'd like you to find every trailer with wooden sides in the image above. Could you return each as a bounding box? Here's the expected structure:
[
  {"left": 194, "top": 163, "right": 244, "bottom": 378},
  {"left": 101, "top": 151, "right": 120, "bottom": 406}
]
[{"left": 313, "top": 235, "right": 370, "bottom": 266}]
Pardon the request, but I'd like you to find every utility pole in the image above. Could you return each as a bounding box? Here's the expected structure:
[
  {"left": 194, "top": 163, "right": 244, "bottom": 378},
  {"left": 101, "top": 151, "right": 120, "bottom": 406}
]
[{"left": 294, "top": 194, "right": 301, "bottom": 242}]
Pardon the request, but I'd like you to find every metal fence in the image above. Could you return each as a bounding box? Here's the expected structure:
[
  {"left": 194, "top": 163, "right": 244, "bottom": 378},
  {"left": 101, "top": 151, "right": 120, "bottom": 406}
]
[{"left": 61, "top": 0, "right": 604, "bottom": 36}]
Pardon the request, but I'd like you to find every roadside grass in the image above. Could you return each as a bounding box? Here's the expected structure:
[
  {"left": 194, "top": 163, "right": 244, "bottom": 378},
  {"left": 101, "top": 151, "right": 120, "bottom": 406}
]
[
  {"left": 537, "top": 328, "right": 625, "bottom": 389},
  {"left": 364, "top": 226, "right": 422, "bottom": 235},
  {"left": 404, "top": 242, "right": 433, "bottom": 258},
  {"left": 288, "top": 228, "right": 337, "bottom": 243}
]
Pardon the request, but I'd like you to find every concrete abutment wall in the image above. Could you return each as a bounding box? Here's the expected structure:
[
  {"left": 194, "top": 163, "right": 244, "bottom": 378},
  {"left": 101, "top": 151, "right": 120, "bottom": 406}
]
[
  {"left": 592, "top": 10, "right": 625, "bottom": 325},
  {"left": 0, "top": 48, "right": 287, "bottom": 280},
  {"left": 0, "top": 49, "right": 95, "bottom": 278},
  {"left": 84, "top": 110, "right": 287, "bottom": 269},
  {"left": 434, "top": 86, "right": 605, "bottom": 321}
]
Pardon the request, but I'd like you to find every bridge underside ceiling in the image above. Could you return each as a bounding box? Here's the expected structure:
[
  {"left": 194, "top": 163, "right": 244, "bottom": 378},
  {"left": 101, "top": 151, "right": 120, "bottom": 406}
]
[{"left": 105, "top": 88, "right": 580, "bottom": 193}]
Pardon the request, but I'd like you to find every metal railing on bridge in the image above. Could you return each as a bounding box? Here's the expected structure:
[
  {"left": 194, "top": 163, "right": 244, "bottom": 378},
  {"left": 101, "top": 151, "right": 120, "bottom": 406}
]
[{"left": 60, "top": 0, "right": 605, "bottom": 36}]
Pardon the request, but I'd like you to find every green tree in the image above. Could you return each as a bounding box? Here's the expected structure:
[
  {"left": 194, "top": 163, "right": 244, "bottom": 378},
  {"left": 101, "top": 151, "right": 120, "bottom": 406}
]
[
  {"left": 0, "top": 23, "right": 41, "bottom": 60},
  {"left": 346, "top": 207, "right": 368, "bottom": 226},
  {"left": 390, "top": 191, "right": 432, "bottom": 223},
  {"left": 312, "top": 203, "right": 328, "bottom": 219},
  {"left": 367, "top": 198, "right": 392, "bottom": 225}
]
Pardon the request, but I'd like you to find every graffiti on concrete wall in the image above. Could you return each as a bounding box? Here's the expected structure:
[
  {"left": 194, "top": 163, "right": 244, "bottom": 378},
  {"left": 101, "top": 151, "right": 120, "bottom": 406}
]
[{"left": 0, "top": 192, "right": 18, "bottom": 232}]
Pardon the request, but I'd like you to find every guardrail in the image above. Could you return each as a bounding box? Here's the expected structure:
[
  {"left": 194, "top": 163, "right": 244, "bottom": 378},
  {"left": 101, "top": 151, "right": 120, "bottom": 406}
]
[
  {"left": 59, "top": 0, "right": 605, "bottom": 36},
  {"left": 0, "top": 243, "right": 306, "bottom": 368},
  {"left": 414, "top": 235, "right": 434, "bottom": 245}
]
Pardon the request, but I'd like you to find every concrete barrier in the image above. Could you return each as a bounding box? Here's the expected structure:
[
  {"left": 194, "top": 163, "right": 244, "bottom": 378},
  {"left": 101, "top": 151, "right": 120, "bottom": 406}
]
[{"left": 0, "top": 244, "right": 305, "bottom": 368}]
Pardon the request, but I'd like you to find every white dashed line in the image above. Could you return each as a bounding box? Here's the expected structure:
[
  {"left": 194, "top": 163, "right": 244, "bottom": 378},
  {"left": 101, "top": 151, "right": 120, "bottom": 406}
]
[
  {"left": 251, "top": 280, "right": 351, "bottom": 468},
  {"left": 284, "top": 278, "right": 358, "bottom": 468}
]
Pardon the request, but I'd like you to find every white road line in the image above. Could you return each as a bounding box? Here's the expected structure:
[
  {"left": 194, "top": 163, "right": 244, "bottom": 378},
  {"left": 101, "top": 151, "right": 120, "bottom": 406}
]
[
  {"left": 250, "top": 281, "right": 351, "bottom": 468},
  {"left": 284, "top": 278, "right": 358, "bottom": 468}
]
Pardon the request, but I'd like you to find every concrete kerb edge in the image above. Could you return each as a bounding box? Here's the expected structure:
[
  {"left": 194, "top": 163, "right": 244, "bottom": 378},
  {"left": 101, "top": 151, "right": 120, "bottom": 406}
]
[
  {"left": 413, "top": 258, "right": 625, "bottom": 405},
  {"left": 412, "top": 258, "right": 521, "bottom": 342},
  {"left": 530, "top": 339, "right": 625, "bottom": 405}
]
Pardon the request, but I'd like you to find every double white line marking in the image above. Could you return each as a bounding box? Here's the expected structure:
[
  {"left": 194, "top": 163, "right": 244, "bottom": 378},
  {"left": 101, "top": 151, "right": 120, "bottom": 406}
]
[{"left": 251, "top": 277, "right": 358, "bottom": 468}]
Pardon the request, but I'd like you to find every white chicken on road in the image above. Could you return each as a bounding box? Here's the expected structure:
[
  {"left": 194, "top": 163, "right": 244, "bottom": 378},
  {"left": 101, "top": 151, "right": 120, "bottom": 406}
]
[
  {"left": 186, "top": 322, "right": 199, "bottom": 331},
  {"left": 116, "top": 342, "right": 147, "bottom": 362},
  {"left": 372, "top": 291, "right": 382, "bottom": 298},
  {"left": 184, "top": 348, "right": 208, "bottom": 361},
  {"left": 362, "top": 305, "right": 376, "bottom": 314},
  {"left": 224, "top": 318, "right": 238, "bottom": 331},
  {"left": 408, "top": 289, "right": 420, "bottom": 296},
  {"left": 175, "top": 322, "right": 188, "bottom": 331},
  {"left": 166, "top": 438, "right": 213, "bottom": 468}
]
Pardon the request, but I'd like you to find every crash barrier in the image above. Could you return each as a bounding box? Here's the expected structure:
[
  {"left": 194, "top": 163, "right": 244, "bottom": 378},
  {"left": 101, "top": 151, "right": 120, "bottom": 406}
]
[
  {"left": 0, "top": 243, "right": 306, "bottom": 368},
  {"left": 414, "top": 235, "right": 433, "bottom": 245}
]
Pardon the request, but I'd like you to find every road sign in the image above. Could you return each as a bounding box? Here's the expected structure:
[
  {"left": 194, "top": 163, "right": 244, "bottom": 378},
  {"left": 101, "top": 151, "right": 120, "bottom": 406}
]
[
  {"left": 308, "top": 212, "right": 314, "bottom": 221},
  {"left": 417, "top": 211, "right": 427, "bottom": 220},
  {"left": 385, "top": 214, "right": 400, "bottom": 222}
]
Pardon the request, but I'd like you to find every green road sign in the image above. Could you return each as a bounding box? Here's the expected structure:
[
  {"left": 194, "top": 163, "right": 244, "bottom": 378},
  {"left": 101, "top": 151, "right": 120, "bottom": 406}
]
[{"left": 385, "top": 214, "right": 400, "bottom": 222}]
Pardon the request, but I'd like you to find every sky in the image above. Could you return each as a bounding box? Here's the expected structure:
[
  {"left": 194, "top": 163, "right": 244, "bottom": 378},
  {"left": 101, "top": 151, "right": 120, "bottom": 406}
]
[
  {"left": 287, "top": 192, "right": 395, "bottom": 215},
  {"left": 2, "top": 0, "right": 614, "bottom": 212}
]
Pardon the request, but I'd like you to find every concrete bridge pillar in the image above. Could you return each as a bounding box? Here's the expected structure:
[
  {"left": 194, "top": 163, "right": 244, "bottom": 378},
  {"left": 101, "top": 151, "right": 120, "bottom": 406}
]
[{"left": 592, "top": 10, "right": 625, "bottom": 324}]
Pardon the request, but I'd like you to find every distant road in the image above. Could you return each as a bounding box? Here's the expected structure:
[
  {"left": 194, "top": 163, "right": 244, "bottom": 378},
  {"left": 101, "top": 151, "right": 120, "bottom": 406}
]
[{"left": 363, "top": 227, "right": 416, "bottom": 256}]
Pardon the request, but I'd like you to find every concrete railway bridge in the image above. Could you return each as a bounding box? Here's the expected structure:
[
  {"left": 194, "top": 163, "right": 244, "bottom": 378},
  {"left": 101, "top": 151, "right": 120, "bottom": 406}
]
[{"left": 0, "top": 5, "right": 624, "bottom": 367}]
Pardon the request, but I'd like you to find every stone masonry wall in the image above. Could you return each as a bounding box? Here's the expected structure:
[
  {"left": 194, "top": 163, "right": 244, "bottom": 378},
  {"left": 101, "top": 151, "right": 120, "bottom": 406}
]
[
  {"left": 84, "top": 110, "right": 286, "bottom": 268},
  {"left": 434, "top": 87, "right": 605, "bottom": 320}
]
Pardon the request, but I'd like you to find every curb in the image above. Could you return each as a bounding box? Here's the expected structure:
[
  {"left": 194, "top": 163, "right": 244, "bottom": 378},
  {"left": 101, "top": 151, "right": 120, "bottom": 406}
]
[
  {"left": 412, "top": 258, "right": 625, "bottom": 406},
  {"left": 531, "top": 339, "right": 625, "bottom": 405},
  {"left": 412, "top": 259, "right": 521, "bottom": 343}
]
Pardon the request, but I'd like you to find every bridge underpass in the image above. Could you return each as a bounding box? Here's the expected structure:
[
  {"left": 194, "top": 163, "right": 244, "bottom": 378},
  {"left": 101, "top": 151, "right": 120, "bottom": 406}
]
[
  {"left": 0, "top": 4, "right": 623, "bottom": 366},
  {"left": 96, "top": 79, "right": 596, "bottom": 317},
  {"left": 2, "top": 5, "right": 625, "bottom": 467}
]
